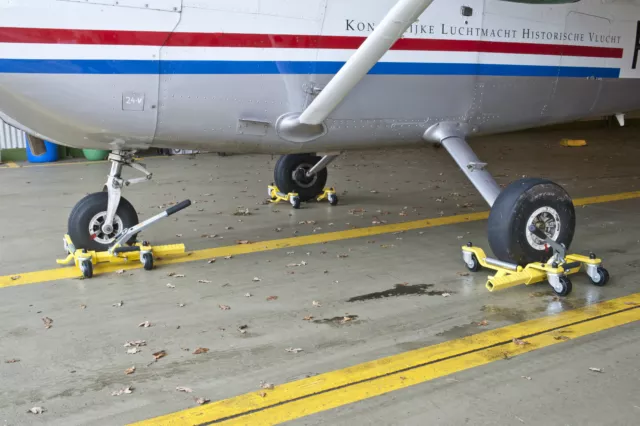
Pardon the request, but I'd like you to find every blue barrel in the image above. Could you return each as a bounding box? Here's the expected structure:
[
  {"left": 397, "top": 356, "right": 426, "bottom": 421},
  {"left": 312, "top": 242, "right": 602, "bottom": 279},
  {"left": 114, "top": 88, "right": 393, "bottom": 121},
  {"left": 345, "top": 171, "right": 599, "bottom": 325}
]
[{"left": 25, "top": 136, "right": 59, "bottom": 163}]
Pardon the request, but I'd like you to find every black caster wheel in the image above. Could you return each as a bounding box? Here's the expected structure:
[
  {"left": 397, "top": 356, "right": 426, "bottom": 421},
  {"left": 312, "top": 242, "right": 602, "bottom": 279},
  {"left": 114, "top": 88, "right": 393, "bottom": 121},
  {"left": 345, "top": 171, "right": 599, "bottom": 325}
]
[
  {"left": 274, "top": 154, "right": 328, "bottom": 202},
  {"left": 552, "top": 276, "right": 572, "bottom": 296},
  {"left": 589, "top": 267, "right": 609, "bottom": 287},
  {"left": 488, "top": 178, "right": 575, "bottom": 265},
  {"left": 291, "top": 196, "right": 301, "bottom": 209},
  {"left": 329, "top": 194, "right": 339, "bottom": 206},
  {"left": 80, "top": 260, "right": 93, "bottom": 279},
  {"left": 465, "top": 254, "right": 482, "bottom": 272},
  {"left": 142, "top": 253, "right": 154, "bottom": 271},
  {"left": 68, "top": 192, "right": 139, "bottom": 252}
]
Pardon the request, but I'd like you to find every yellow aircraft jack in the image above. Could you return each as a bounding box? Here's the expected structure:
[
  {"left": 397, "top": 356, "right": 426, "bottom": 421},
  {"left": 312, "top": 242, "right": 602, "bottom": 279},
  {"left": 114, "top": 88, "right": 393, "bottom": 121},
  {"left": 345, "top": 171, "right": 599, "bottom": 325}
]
[
  {"left": 57, "top": 200, "right": 191, "bottom": 278},
  {"left": 268, "top": 184, "right": 338, "bottom": 209},
  {"left": 462, "top": 225, "right": 609, "bottom": 296}
]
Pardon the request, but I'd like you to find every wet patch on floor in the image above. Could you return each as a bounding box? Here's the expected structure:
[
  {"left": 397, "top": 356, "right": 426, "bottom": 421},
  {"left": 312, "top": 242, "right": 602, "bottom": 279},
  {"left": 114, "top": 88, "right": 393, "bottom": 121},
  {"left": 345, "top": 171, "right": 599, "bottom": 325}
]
[
  {"left": 313, "top": 315, "right": 360, "bottom": 327},
  {"left": 347, "top": 284, "right": 453, "bottom": 303},
  {"left": 480, "top": 305, "right": 547, "bottom": 324}
]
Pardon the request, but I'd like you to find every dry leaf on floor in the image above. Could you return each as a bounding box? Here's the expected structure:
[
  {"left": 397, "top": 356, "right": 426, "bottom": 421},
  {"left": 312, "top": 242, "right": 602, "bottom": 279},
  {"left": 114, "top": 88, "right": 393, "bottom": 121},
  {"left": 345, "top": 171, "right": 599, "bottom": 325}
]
[
  {"left": 340, "top": 316, "right": 354, "bottom": 324},
  {"left": 176, "top": 386, "right": 193, "bottom": 393},
  {"left": 166, "top": 283, "right": 176, "bottom": 288},
  {"left": 124, "top": 340, "right": 146, "bottom": 347},
  {"left": 111, "top": 386, "right": 134, "bottom": 396},
  {"left": 624, "top": 301, "right": 638, "bottom": 306},
  {"left": 112, "top": 301, "right": 124, "bottom": 307},
  {"left": 236, "top": 240, "right": 252, "bottom": 245},
  {"left": 457, "top": 272, "right": 470, "bottom": 277},
  {"left": 303, "top": 315, "right": 314, "bottom": 321},
  {"left": 168, "top": 272, "right": 185, "bottom": 277},
  {"left": 589, "top": 367, "right": 604, "bottom": 373},
  {"left": 337, "top": 254, "right": 349, "bottom": 258},
  {"left": 124, "top": 366, "right": 136, "bottom": 375},
  {"left": 266, "top": 296, "right": 278, "bottom": 301},
  {"left": 193, "top": 347, "right": 209, "bottom": 355},
  {"left": 238, "top": 325, "right": 248, "bottom": 334},
  {"left": 152, "top": 350, "right": 167, "bottom": 360},
  {"left": 285, "top": 347, "right": 303, "bottom": 353},
  {"left": 27, "top": 407, "right": 45, "bottom": 414},
  {"left": 442, "top": 293, "right": 451, "bottom": 297},
  {"left": 312, "top": 301, "right": 322, "bottom": 307},
  {"left": 138, "top": 321, "right": 152, "bottom": 328},
  {"left": 502, "top": 352, "right": 511, "bottom": 360},
  {"left": 245, "top": 293, "right": 252, "bottom": 297},
  {"left": 42, "top": 317, "right": 53, "bottom": 329},
  {"left": 224, "top": 255, "right": 233, "bottom": 260},
  {"left": 521, "top": 376, "right": 532, "bottom": 380},
  {"left": 5, "top": 359, "right": 20, "bottom": 363},
  {"left": 258, "top": 391, "right": 267, "bottom": 398},
  {"left": 219, "top": 304, "right": 231, "bottom": 310},
  {"left": 260, "top": 381, "right": 275, "bottom": 390},
  {"left": 553, "top": 335, "right": 570, "bottom": 341},
  {"left": 198, "top": 279, "right": 212, "bottom": 283},
  {"left": 126, "top": 348, "right": 140, "bottom": 355},
  {"left": 207, "top": 258, "right": 216, "bottom": 264},
  {"left": 512, "top": 338, "right": 530, "bottom": 346},
  {"left": 115, "top": 269, "right": 125, "bottom": 275},
  {"left": 79, "top": 304, "right": 87, "bottom": 309},
  {"left": 252, "top": 277, "right": 261, "bottom": 282},
  {"left": 176, "top": 234, "right": 183, "bottom": 237},
  {"left": 477, "top": 320, "right": 489, "bottom": 326},
  {"left": 10, "top": 275, "right": 21, "bottom": 281},
  {"left": 195, "top": 397, "right": 210, "bottom": 405}
]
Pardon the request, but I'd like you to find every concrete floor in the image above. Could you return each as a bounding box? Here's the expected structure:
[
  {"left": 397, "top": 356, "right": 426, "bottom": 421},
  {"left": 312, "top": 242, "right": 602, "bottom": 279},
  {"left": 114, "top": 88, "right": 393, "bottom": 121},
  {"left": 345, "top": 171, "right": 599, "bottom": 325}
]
[{"left": 1, "top": 126, "right": 640, "bottom": 425}]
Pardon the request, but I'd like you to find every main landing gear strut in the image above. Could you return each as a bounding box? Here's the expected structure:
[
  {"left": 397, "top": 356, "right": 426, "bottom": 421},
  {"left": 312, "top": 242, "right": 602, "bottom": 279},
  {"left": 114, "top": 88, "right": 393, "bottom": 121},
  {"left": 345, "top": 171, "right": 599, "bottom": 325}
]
[
  {"left": 424, "top": 123, "right": 576, "bottom": 266},
  {"left": 68, "top": 151, "right": 150, "bottom": 251}
]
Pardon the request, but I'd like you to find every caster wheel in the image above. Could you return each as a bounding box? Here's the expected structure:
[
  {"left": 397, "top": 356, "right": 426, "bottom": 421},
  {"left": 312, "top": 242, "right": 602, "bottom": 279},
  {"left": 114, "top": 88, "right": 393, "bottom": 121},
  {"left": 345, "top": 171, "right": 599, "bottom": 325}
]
[
  {"left": 80, "top": 260, "right": 93, "bottom": 279},
  {"left": 68, "top": 192, "right": 139, "bottom": 252},
  {"left": 329, "top": 194, "right": 339, "bottom": 206},
  {"left": 465, "top": 254, "right": 482, "bottom": 272},
  {"left": 488, "top": 178, "right": 575, "bottom": 265},
  {"left": 142, "top": 253, "right": 154, "bottom": 271},
  {"left": 590, "top": 267, "right": 609, "bottom": 287},
  {"left": 552, "top": 276, "right": 572, "bottom": 296},
  {"left": 291, "top": 196, "right": 301, "bottom": 209},
  {"left": 274, "top": 154, "right": 328, "bottom": 202}
]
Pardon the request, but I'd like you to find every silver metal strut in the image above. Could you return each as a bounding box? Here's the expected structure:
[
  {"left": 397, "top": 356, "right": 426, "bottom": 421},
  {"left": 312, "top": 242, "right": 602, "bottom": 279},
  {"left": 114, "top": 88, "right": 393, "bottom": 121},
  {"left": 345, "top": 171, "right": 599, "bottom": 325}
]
[
  {"left": 276, "top": 0, "right": 436, "bottom": 142},
  {"left": 103, "top": 151, "right": 152, "bottom": 233},
  {"left": 306, "top": 154, "right": 339, "bottom": 177}
]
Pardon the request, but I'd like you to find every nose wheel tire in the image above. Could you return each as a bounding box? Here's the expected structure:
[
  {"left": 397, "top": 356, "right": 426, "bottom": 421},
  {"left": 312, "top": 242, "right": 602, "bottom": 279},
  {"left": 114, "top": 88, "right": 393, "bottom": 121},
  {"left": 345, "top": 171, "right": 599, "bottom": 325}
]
[
  {"left": 274, "top": 154, "right": 328, "bottom": 202},
  {"left": 488, "top": 178, "right": 575, "bottom": 265},
  {"left": 68, "top": 192, "right": 139, "bottom": 252}
]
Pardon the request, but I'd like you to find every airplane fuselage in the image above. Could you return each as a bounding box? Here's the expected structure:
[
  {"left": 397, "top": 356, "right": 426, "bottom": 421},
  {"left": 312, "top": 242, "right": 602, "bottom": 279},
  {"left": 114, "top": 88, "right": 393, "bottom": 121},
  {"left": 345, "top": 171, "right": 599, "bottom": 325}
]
[{"left": 1, "top": 0, "right": 640, "bottom": 154}]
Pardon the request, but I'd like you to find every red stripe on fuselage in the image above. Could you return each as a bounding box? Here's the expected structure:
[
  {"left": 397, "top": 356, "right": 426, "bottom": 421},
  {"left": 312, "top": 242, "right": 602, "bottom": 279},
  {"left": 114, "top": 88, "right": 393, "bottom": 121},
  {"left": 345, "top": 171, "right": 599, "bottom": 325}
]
[{"left": 0, "top": 27, "right": 624, "bottom": 59}]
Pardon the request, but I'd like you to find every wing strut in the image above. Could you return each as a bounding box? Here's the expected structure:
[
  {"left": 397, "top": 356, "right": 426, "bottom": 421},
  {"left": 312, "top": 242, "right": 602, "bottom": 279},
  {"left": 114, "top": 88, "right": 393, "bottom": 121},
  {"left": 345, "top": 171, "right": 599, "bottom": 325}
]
[{"left": 276, "top": 0, "right": 436, "bottom": 142}]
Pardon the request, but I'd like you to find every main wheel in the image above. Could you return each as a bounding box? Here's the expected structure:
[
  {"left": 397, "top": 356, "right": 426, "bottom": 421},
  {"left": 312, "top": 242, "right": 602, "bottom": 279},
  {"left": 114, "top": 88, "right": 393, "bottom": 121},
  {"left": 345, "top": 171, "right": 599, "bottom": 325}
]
[
  {"left": 274, "top": 154, "right": 328, "bottom": 202},
  {"left": 488, "top": 178, "right": 575, "bottom": 265},
  {"left": 68, "top": 192, "right": 139, "bottom": 252}
]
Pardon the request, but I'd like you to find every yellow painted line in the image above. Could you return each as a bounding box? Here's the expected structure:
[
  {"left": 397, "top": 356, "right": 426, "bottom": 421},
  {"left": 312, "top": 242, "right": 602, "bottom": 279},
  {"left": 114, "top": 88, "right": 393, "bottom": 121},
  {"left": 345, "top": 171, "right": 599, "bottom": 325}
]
[
  {"left": 4, "top": 161, "right": 20, "bottom": 168},
  {"left": 131, "top": 293, "right": 640, "bottom": 426},
  {"left": 2, "top": 189, "right": 640, "bottom": 289}
]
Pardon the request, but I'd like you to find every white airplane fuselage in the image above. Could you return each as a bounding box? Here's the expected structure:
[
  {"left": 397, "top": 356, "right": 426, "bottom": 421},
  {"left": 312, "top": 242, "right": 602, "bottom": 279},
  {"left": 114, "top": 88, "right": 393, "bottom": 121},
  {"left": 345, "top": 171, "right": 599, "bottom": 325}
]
[{"left": 1, "top": 0, "right": 640, "bottom": 154}]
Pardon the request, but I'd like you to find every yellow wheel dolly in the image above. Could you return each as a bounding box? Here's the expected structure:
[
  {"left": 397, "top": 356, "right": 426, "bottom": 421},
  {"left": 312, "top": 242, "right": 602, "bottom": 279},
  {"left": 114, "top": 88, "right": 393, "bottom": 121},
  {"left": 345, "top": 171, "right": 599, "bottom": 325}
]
[
  {"left": 268, "top": 184, "right": 338, "bottom": 209},
  {"left": 57, "top": 200, "right": 191, "bottom": 278},
  {"left": 462, "top": 225, "right": 609, "bottom": 296}
]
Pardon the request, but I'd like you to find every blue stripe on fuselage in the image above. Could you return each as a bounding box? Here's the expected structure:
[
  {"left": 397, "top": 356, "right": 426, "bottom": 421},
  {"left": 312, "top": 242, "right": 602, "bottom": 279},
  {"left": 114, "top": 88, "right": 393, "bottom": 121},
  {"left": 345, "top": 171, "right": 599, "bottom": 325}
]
[{"left": 0, "top": 59, "right": 621, "bottom": 78}]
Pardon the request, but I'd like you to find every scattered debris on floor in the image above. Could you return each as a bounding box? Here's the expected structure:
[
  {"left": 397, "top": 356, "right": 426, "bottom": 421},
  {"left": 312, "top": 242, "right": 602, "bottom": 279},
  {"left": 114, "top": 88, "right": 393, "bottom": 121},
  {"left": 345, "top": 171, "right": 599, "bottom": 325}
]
[
  {"left": 176, "top": 386, "right": 193, "bottom": 393},
  {"left": 589, "top": 367, "right": 604, "bottom": 373},
  {"left": 124, "top": 366, "right": 136, "bottom": 375},
  {"left": 193, "top": 347, "right": 209, "bottom": 355},
  {"left": 42, "top": 317, "right": 53, "bottom": 329},
  {"left": 285, "top": 347, "right": 303, "bottom": 353},
  {"left": 111, "top": 386, "right": 134, "bottom": 396},
  {"left": 27, "top": 407, "right": 45, "bottom": 414}
]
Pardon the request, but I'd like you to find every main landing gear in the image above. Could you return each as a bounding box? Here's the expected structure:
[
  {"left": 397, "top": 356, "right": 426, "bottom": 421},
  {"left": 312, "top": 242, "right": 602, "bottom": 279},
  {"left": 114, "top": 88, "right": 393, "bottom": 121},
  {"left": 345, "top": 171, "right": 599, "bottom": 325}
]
[
  {"left": 68, "top": 151, "right": 151, "bottom": 251},
  {"left": 273, "top": 153, "right": 338, "bottom": 202},
  {"left": 424, "top": 123, "right": 576, "bottom": 266}
]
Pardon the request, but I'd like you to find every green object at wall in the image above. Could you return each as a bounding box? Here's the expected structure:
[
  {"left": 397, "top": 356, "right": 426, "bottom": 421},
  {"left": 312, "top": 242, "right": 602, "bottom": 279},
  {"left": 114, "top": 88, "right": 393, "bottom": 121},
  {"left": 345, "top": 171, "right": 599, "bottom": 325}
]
[{"left": 83, "top": 149, "right": 110, "bottom": 161}]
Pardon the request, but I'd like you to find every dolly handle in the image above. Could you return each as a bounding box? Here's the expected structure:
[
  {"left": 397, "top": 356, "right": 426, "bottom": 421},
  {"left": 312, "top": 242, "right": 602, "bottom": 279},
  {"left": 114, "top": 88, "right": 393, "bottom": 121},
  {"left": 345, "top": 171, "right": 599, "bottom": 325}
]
[
  {"left": 113, "top": 246, "right": 141, "bottom": 254},
  {"left": 167, "top": 200, "right": 191, "bottom": 216},
  {"left": 528, "top": 225, "right": 548, "bottom": 241}
]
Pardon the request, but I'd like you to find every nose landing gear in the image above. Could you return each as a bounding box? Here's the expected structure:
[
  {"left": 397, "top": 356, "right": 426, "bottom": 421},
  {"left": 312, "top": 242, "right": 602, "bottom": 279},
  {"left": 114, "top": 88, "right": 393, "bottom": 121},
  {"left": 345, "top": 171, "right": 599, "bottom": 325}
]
[{"left": 273, "top": 153, "right": 338, "bottom": 201}]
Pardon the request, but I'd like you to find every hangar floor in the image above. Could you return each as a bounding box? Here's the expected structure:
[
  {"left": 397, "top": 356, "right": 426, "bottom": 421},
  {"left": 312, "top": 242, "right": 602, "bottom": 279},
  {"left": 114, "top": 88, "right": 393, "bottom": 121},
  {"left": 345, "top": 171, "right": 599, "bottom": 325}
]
[{"left": 1, "top": 126, "right": 639, "bottom": 425}]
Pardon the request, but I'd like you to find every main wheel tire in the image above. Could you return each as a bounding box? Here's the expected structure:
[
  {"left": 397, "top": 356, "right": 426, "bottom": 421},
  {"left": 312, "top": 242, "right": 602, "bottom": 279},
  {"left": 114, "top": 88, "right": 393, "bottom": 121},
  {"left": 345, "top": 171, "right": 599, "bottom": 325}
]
[
  {"left": 488, "top": 178, "right": 575, "bottom": 265},
  {"left": 274, "top": 154, "right": 328, "bottom": 202},
  {"left": 68, "top": 192, "right": 139, "bottom": 252}
]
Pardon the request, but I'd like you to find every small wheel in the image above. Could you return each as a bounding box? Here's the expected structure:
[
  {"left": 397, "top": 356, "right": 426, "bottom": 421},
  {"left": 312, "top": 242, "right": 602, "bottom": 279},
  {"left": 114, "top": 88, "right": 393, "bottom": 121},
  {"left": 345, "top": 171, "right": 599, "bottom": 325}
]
[
  {"left": 68, "top": 192, "right": 139, "bottom": 252},
  {"left": 291, "top": 196, "right": 301, "bottom": 209},
  {"left": 80, "top": 260, "right": 93, "bottom": 279},
  {"left": 142, "top": 253, "right": 154, "bottom": 271},
  {"left": 590, "top": 267, "right": 609, "bottom": 287},
  {"left": 488, "top": 178, "right": 575, "bottom": 265},
  {"left": 552, "top": 276, "right": 572, "bottom": 296},
  {"left": 329, "top": 194, "right": 339, "bottom": 206},
  {"left": 465, "top": 254, "right": 482, "bottom": 272},
  {"left": 274, "top": 154, "right": 328, "bottom": 202}
]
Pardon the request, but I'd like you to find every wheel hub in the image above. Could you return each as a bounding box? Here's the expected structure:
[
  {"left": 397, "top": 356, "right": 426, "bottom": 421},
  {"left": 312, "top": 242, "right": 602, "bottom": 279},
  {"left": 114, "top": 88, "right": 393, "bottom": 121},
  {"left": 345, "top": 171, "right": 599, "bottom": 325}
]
[
  {"left": 291, "top": 164, "right": 318, "bottom": 189},
  {"left": 89, "top": 212, "right": 124, "bottom": 245},
  {"left": 525, "top": 206, "right": 561, "bottom": 250}
]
